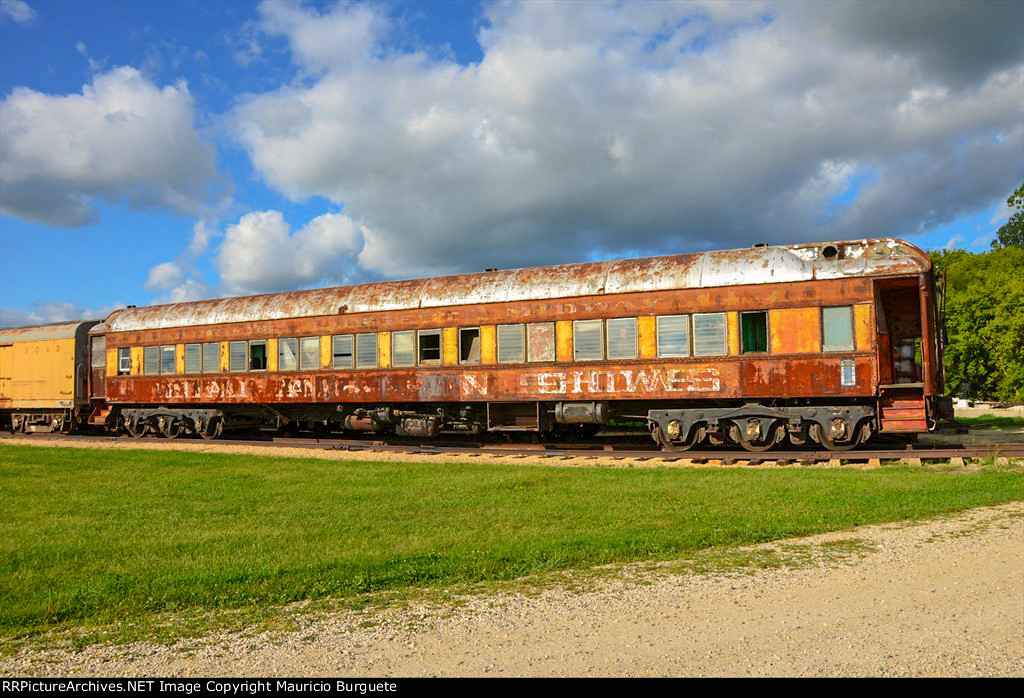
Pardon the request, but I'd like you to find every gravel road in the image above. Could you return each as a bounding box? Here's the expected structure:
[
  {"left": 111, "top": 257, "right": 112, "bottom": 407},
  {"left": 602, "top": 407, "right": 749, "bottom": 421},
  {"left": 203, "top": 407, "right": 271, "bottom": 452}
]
[{"left": 4, "top": 502, "right": 1022, "bottom": 678}]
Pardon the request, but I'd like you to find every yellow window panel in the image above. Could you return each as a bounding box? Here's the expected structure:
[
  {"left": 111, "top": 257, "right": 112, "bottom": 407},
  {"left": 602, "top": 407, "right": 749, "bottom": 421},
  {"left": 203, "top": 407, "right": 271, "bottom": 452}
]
[
  {"left": 378, "top": 331, "right": 391, "bottom": 368},
  {"left": 105, "top": 348, "right": 117, "bottom": 378},
  {"left": 854, "top": 303, "right": 873, "bottom": 350},
  {"left": 320, "top": 335, "right": 332, "bottom": 369},
  {"left": 637, "top": 317, "right": 657, "bottom": 359},
  {"left": 442, "top": 327, "right": 458, "bottom": 366},
  {"left": 480, "top": 325, "right": 497, "bottom": 364},
  {"left": 555, "top": 320, "right": 573, "bottom": 362},
  {"left": 769, "top": 308, "right": 820, "bottom": 354},
  {"left": 727, "top": 311, "right": 740, "bottom": 356}
]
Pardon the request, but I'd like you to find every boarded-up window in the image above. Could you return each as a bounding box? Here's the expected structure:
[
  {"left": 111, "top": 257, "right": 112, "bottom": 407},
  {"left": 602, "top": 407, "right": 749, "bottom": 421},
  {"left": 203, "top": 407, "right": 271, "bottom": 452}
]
[
  {"left": 356, "top": 334, "right": 378, "bottom": 368},
  {"left": 527, "top": 322, "right": 555, "bottom": 362},
  {"left": 279, "top": 338, "right": 297, "bottom": 371},
  {"left": 202, "top": 343, "right": 220, "bottom": 373},
  {"left": 184, "top": 344, "right": 201, "bottom": 374},
  {"left": 573, "top": 320, "right": 604, "bottom": 361},
  {"left": 657, "top": 315, "right": 689, "bottom": 357},
  {"left": 118, "top": 347, "right": 131, "bottom": 374},
  {"left": 299, "top": 337, "right": 320, "bottom": 370},
  {"left": 160, "top": 345, "right": 176, "bottom": 374},
  {"left": 249, "top": 340, "right": 268, "bottom": 370},
  {"left": 229, "top": 341, "right": 247, "bottom": 372},
  {"left": 606, "top": 318, "right": 637, "bottom": 360},
  {"left": 822, "top": 306, "right": 854, "bottom": 352},
  {"left": 418, "top": 329, "right": 441, "bottom": 365},
  {"left": 741, "top": 312, "right": 768, "bottom": 353},
  {"left": 459, "top": 328, "right": 481, "bottom": 364},
  {"left": 692, "top": 313, "right": 727, "bottom": 357},
  {"left": 497, "top": 324, "right": 525, "bottom": 363},
  {"left": 144, "top": 346, "right": 159, "bottom": 375},
  {"left": 392, "top": 331, "right": 415, "bottom": 367},
  {"left": 332, "top": 335, "right": 354, "bottom": 369}
]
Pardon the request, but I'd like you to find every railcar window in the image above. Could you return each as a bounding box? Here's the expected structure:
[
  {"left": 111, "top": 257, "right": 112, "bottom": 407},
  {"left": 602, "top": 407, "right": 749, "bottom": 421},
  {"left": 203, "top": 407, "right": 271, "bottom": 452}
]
[
  {"left": 822, "top": 306, "right": 855, "bottom": 352},
  {"left": 202, "top": 342, "right": 219, "bottom": 373},
  {"left": 143, "top": 346, "right": 159, "bottom": 375},
  {"left": 229, "top": 341, "right": 247, "bottom": 372},
  {"left": 657, "top": 315, "right": 690, "bottom": 357},
  {"left": 279, "top": 338, "right": 298, "bottom": 371},
  {"left": 332, "top": 335, "right": 354, "bottom": 369},
  {"left": 740, "top": 311, "right": 768, "bottom": 353},
  {"left": 692, "top": 313, "right": 727, "bottom": 356},
  {"left": 356, "top": 333, "right": 378, "bottom": 368},
  {"left": 392, "top": 331, "right": 415, "bottom": 367},
  {"left": 606, "top": 318, "right": 638, "bottom": 360},
  {"left": 418, "top": 329, "right": 442, "bottom": 366},
  {"left": 160, "top": 345, "right": 176, "bottom": 374},
  {"left": 249, "top": 340, "right": 268, "bottom": 371},
  {"left": 497, "top": 324, "right": 526, "bottom": 363},
  {"left": 299, "top": 337, "right": 320, "bottom": 370},
  {"left": 459, "top": 328, "right": 481, "bottom": 364},
  {"left": 118, "top": 347, "right": 131, "bottom": 375},
  {"left": 573, "top": 320, "right": 604, "bottom": 361},
  {"left": 184, "top": 344, "right": 201, "bottom": 374},
  {"left": 527, "top": 322, "right": 555, "bottom": 362}
]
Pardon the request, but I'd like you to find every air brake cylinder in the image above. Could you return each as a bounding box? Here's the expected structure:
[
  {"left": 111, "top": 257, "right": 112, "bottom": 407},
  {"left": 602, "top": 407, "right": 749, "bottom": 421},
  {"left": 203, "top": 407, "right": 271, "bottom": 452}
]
[{"left": 554, "top": 401, "right": 609, "bottom": 425}]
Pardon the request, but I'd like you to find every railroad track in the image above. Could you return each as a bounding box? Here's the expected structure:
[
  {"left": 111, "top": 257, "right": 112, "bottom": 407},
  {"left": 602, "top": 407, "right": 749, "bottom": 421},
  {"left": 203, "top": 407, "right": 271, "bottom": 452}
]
[{"left": 3, "top": 432, "right": 1023, "bottom": 466}]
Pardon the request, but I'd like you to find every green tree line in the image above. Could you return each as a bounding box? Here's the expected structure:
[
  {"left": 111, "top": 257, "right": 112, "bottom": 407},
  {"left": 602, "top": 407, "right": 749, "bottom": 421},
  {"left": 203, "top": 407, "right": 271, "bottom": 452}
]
[{"left": 930, "top": 183, "right": 1024, "bottom": 402}]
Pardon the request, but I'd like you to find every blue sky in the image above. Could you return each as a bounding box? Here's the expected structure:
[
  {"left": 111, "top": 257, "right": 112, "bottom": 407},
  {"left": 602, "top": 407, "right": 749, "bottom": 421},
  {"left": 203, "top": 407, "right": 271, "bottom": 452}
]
[{"left": 1, "top": 0, "right": 1022, "bottom": 325}]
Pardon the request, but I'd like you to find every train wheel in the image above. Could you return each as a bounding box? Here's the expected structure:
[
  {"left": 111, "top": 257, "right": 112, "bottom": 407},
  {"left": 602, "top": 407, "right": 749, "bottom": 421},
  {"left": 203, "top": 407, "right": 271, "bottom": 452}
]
[
  {"left": 198, "top": 418, "right": 222, "bottom": 440},
  {"left": 125, "top": 420, "right": 149, "bottom": 438},
  {"left": 652, "top": 424, "right": 701, "bottom": 451},
  {"left": 812, "top": 422, "right": 863, "bottom": 452},
  {"left": 735, "top": 421, "right": 784, "bottom": 452},
  {"left": 161, "top": 419, "right": 184, "bottom": 439}
]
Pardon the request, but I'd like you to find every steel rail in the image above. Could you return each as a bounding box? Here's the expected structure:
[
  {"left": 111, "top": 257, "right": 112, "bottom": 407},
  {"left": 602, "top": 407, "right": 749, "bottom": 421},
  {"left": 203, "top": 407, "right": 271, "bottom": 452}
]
[{"left": 3, "top": 432, "right": 1022, "bottom": 464}]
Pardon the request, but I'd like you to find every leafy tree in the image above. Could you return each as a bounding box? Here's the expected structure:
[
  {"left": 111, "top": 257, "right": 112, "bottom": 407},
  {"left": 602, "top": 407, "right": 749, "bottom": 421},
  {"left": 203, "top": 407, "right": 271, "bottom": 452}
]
[
  {"left": 992, "top": 182, "right": 1024, "bottom": 249},
  {"left": 931, "top": 246, "right": 1024, "bottom": 401}
]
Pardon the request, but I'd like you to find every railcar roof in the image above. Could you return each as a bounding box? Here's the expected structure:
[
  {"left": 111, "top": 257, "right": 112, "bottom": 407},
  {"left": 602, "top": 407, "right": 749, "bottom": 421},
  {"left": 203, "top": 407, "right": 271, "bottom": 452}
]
[
  {"left": 0, "top": 319, "right": 99, "bottom": 343},
  {"left": 97, "top": 238, "right": 929, "bottom": 334}
]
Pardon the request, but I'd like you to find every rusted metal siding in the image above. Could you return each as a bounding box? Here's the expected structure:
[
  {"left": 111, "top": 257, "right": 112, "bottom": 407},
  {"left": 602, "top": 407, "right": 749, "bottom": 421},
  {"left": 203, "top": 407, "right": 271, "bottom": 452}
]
[
  {"left": 100, "top": 239, "right": 930, "bottom": 334},
  {"left": 104, "top": 354, "right": 874, "bottom": 406}
]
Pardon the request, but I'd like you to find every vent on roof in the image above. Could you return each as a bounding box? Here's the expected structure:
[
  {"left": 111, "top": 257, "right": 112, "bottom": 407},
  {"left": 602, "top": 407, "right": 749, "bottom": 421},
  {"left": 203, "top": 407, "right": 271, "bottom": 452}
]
[{"left": 822, "top": 245, "right": 840, "bottom": 260}]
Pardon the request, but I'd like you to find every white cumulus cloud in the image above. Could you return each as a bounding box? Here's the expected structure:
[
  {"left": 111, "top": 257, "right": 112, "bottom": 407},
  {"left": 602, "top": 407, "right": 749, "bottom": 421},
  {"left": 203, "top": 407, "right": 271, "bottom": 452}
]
[
  {"left": 230, "top": 0, "right": 1023, "bottom": 280},
  {"left": 0, "top": 0, "right": 36, "bottom": 24},
  {"left": 0, "top": 66, "right": 223, "bottom": 227},
  {"left": 217, "top": 210, "right": 365, "bottom": 294}
]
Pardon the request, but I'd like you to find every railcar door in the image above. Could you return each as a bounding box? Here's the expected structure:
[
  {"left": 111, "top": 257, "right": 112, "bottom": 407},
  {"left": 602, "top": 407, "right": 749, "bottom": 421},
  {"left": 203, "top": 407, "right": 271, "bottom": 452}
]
[{"left": 90, "top": 336, "right": 106, "bottom": 399}]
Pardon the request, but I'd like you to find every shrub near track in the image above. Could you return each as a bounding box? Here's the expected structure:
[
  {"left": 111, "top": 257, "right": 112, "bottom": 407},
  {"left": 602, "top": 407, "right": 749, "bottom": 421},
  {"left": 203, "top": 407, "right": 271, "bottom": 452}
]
[{"left": 1, "top": 445, "right": 1022, "bottom": 637}]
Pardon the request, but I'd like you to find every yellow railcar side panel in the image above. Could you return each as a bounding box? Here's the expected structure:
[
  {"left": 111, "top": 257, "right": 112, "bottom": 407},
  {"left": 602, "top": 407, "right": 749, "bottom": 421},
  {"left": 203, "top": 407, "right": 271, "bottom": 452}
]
[
  {"left": 175, "top": 345, "right": 185, "bottom": 375},
  {"left": 378, "top": 332, "right": 391, "bottom": 368},
  {"left": 727, "top": 311, "right": 741, "bottom": 356},
  {"left": 267, "top": 338, "right": 278, "bottom": 372},
  {"left": 6, "top": 338, "right": 76, "bottom": 407},
  {"left": 219, "top": 342, "right": 229, "bottom": 372},
  {"left": 106, "top": 348, "right": 117, "bottom": 378},
  {"left": 320, "top": 335, "right": 332, "bottom": 369},
  {"left": 555, "top": 321, "right": 573, "bottom": 362},
  {"left": 637, "top": 317, "right": 656, "bottom": 359},
  {"left": 130, "top": 346, "right": 143, "bottom": 375},
  {"left": 442, "top": 328, "right": 458, "bottom": 366},
  {"left": 769, "top": 308, "right": 821, "bottom": 354},
  {"left": 854, "top": 303, "right": 873, "bottom": 351},
  {"left": 480, "top": 326, "right": 497, "bottom": 365}
]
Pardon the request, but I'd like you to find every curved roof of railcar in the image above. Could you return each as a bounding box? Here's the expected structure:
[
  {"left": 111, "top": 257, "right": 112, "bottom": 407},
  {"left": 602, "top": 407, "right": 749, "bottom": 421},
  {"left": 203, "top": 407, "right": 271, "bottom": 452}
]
[
  {"left": 97, "top": 238, "right": 930, "bottom": 333},
  {"left": 0, "top": 319, "right": 100, "bottom": 343}
]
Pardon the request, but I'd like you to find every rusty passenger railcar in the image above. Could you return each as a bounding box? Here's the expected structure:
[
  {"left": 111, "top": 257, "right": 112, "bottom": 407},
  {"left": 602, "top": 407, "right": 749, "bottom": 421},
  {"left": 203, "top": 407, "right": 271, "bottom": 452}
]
[{"left": 83, "top": 238, "right": 951, "bottom": 451}]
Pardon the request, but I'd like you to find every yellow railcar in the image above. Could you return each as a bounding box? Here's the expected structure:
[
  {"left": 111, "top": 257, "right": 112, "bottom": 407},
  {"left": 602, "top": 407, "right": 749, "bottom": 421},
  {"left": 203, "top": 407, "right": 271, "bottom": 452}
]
[{"left": 0, "top": 320, "right": 98, "bottom": 432}]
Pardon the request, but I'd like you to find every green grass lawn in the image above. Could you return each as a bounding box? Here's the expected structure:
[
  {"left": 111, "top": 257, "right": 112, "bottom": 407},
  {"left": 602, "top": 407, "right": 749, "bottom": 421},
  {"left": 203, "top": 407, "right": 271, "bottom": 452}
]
[
  {"left": 1, "top": 445, "right": 1022, "bottom": 640},
  {"left": 957, "top": 415, "right": 1024, "bottom": 429}
]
